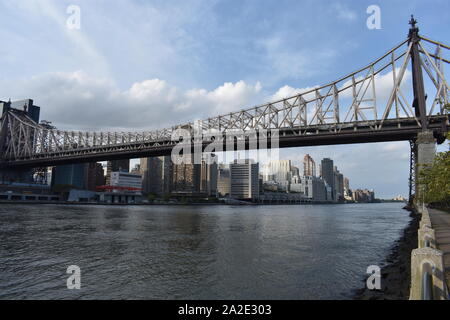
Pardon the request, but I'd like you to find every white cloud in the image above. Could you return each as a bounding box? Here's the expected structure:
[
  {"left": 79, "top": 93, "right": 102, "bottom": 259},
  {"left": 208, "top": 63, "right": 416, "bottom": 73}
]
[
  {"left": 270, "top": 85, "right": 319, "bottom": 102},
  {"left": 1, "top": 71, "right": 263, "bottom": 131}
]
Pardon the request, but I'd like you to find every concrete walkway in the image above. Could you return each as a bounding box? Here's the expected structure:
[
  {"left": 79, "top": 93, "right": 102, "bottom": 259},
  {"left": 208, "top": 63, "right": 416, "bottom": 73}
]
[{"left": 428, "top": 208, "right": 450, "bottom": 289}]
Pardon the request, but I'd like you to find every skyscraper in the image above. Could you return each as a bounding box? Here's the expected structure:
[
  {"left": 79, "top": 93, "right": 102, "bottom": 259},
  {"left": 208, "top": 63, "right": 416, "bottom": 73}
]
[
  {"left": 321, "top": 158, "right": 335, "bottom": 201},
  {"left": 334, "top": 167, "right": 344, "bottom": 201},
  {"left": 303, "top": 154, "right": 316, "bottom": 177},
  {"left": 172, "top": 154, "right": 201, "bottom": 194},
  {"left": 86, "top": 162, "right": 105, "bottom": 191},
  {"left": 265, "top": 160, "right": 291, "bottom": 182},
  {"left": 230, "top": 159, "right": 259, "bottom": 200},
  {"left": 140, "top": 156, "right": 172, "bottom": 195},
  {"left": 217, "top": 167, "right": 231, "bottom": 197},
  {"left": 51, "top": 164, "right": 87, "bottom": 190},
  {"left": 200, "top": 154, "right": 218, "bottom": 197}
]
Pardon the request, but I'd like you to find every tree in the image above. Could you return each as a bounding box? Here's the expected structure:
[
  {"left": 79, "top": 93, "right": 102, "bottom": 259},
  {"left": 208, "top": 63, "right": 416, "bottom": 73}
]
[
  {"left": 418, "top": 103, "right": 450, "bottom": 210},
  {"left": 418, "top": 151, "right": 450, "bottom": 209}
]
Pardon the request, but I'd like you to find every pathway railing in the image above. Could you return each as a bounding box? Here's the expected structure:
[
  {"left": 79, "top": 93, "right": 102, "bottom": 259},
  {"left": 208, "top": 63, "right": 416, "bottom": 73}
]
[{"left": 409, "top": 206, "right": 448, "bottom": 300}]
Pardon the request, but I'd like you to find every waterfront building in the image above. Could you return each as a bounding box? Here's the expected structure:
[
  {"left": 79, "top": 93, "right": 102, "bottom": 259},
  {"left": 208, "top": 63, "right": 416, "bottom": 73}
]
[
  {"left": 172, "top": 154, "right": 201, "bottom": 195},
  {"left": 0, "top": 182, "right": 60, "bottom": 202},
  {"left": 86, "top": 162, "right": 105, "bottom": 191},
  {"left": 291, "top": 166, "right": 300, "bottom": 178},
  {"left": 290, "top": 182, "right": 302, "bottom": 193},
  {"left": 352, "top": 189, "right": 375, "bottom": 203},
  {"left": 320, "top": 158, "right": 335, "bottom": 201},
  {"left": 105, "top": 160, "right": 130, "bottom": 185},
  {"left": 303, "top": 154, "right": 316, "bottom": 177},
  {"left": 51, "top": 164, "right": 87, "bottom": 190},
  {"left": 140, "top": 156, "right": 172, "bottom": 195},
  {"left": 343, "top": 177, "right": 353, "bottom": 200},
  {"left": 265, "top": 160, "right": 291, "bottom": 182},
  {"left": 259, "top": 192, "right": 306, "bottom": 203},
  {"left": 344, "top": 177, "right": 350, "bottom": 195},
  {"left": 217, "top": 167, "right": 231, "bottom": 197},
  {"left": 230, "top": 159, "right": 259, "bottom": 200},
  {"left": 299, "top": 176, "right": 327, "bottom": 201},
  {"left": 200, "top": 154, "right": 218, "bottom": 197},
  {"left": 334, "top": 167, "right": 344, "bottom": 201},
  {"left": 325, "top": 183, "right": 333, "bottom": 201},
  {"left": 110, "top": 171, "right": 142, "bottom": 191}
]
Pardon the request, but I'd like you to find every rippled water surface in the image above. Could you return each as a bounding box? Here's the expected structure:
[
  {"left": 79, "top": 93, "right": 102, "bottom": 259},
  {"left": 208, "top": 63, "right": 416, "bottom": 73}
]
[{"left": 0, "top": 203, "right": 410, "bottom": 299}]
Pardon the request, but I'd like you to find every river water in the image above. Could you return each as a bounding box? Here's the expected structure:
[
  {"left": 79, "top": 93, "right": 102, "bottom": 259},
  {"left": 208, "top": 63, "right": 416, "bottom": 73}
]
[{"left": 0, "top": 202, "right": 410, "bottom": 300}]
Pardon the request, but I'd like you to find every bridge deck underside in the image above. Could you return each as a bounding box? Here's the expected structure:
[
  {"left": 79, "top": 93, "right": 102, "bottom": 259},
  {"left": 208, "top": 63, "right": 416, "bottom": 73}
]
[{"left": 1, "top": 116, "right": 448, "bottom": 169}]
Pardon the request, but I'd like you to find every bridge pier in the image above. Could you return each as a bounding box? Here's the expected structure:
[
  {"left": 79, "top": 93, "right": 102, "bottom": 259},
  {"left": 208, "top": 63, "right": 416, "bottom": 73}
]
[{"left": 414, "top": 130, "right": 436, "bottom": 205}]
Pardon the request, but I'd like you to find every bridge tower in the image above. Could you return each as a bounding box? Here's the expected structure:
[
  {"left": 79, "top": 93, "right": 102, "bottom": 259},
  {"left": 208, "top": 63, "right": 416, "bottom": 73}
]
[
  {"left": 407, "top": 16, "right": 437, "bottom": 205},
  {"left": 0, "top": 100, "right": 39, "bottom": 184}
]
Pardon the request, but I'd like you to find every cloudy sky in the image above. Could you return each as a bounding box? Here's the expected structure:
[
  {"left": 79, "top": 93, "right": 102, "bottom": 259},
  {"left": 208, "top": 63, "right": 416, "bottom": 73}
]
[{"left": 1, "top": 0, "right": 449, "bottom": 198}]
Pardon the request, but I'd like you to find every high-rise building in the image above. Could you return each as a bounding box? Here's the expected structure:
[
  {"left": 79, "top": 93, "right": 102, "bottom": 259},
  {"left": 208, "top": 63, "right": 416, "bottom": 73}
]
[
  {"left": 172, "top": 154, "right": 201, "bottom": 194},
  {"left": 343, "top": 177, "right": 351, "bottom": 198},
  {"left": 105, "top": 160, "right": 130, "bottom": 185},
  {"left": 264, "top": 160, "right": 291, "bottom": 182},
  {"left": 230, "top": 159, "right": 259, "bottom": 200},
  {"left": 320, "top": 158, "right": 335, "bottom": 201},
  {"left": 130, "top": 164, "right": 141, "bottom": 175},
  {"left": 140, "top": 156, "right": 172, "bottom": 195},
  {"left": 299, "top": 176, "right": 327, "bottom": 201},
  {"left": 334, "top": 167, "right": 344, "bottom": 201},
  {"left": 303, "top": 154, "right": 316, "bottom": 177},
  {"left": 51, "top": 164, "right": 87, "bottom": 190},
  {"left": 200, "top": 154, "right": 218, "bottom": 197},
  {"left": 290, "top": 166, "right": 300, "bottom": 178},
  {"left": 86, "top": 162, "right": 105, "bottom": 191},
  {"left": 217, "top": 167, "right": 231, "bottom": 197}
]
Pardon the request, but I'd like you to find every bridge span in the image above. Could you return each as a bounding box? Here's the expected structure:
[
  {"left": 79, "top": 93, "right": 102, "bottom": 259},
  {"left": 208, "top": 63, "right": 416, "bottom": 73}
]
[{"left": 1, "top": 19, "right": 449, "bottom": 202}]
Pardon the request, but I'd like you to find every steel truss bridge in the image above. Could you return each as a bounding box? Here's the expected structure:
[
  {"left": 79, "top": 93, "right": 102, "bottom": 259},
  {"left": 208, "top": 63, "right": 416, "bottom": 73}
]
[{"left": 1, "top": 19, "right": 449, "bottom": 196}]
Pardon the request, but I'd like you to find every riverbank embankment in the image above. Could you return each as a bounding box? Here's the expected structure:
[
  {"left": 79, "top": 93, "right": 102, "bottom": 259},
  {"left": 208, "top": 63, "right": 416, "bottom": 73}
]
[{"left": 354, "top": 205, "right": 419, "bottom": 299}]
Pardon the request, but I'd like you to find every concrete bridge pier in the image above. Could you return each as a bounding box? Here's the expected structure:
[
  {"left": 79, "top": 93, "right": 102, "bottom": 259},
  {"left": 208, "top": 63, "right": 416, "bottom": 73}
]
[{"left": 414, "top": 130, "right": 436, "bottom": 206}]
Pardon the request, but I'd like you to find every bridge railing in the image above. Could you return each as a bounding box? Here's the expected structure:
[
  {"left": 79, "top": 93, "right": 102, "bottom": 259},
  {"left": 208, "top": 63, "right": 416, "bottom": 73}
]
[{"left": 410, "top": 206, "right": 448, "bottom": 300}]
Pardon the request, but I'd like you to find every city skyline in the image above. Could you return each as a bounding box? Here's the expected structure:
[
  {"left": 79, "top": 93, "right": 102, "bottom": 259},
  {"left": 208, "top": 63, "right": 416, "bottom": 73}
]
[{"left": 1, "top": 1, "right": 448, "bottom": 198}]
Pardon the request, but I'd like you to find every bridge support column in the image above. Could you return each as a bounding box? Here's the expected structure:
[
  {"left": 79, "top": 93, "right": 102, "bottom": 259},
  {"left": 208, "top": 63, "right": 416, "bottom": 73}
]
[{"left": 414, "top": 130, "right": 436, "bottom": 205}]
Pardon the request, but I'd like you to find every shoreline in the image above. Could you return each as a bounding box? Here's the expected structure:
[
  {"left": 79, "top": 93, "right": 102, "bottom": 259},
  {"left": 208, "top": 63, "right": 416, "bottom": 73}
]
[
  {"left": 353, "top": 205, "right": 419, "bottom": 300},
  {"left": 0, "top": 200, "right": 405, "bottom": 206}
]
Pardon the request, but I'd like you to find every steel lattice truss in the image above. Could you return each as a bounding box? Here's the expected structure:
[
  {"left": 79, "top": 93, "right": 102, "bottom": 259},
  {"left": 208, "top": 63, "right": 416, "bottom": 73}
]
[{"left": 1, "top": 35, "right": 449, "bottom": 167}]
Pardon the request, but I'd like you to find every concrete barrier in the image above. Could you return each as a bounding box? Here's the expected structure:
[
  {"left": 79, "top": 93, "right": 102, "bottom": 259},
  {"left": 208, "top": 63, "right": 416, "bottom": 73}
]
[
  {"left": 419, "top": 206, "right": 432, "bottom": 229},
  {"left": 418, "top": 226, "right": 436, "bottom": 249},
  {"left": 410, "top": 247, "right": 447, "bottom": 300}
]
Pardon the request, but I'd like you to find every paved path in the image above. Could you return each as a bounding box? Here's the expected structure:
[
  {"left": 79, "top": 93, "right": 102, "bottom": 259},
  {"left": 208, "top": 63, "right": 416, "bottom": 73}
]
[{"left": 428, "top": 208, "right": 450, "bottom": 289}]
